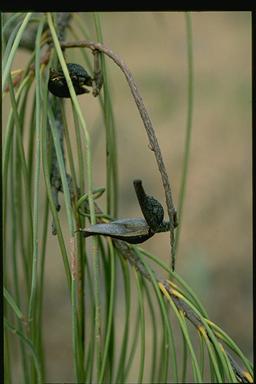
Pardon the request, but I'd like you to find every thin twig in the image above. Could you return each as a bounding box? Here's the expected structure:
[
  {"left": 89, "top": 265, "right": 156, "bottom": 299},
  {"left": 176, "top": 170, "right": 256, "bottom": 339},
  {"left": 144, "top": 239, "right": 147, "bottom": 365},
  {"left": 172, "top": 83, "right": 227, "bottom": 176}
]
[
  {"left": 61, "top": 40, "right": 178, "bottom": 270},
  {"left": 47, "top": 14, "right": 73, "bottom": 233}
]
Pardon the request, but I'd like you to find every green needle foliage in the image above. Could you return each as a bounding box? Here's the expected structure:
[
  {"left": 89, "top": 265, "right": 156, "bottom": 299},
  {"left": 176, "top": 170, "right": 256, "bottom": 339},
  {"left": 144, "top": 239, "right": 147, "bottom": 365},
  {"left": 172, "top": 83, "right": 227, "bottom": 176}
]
[{"left": 3, "top": 12, "right": 253, "bottom": 384}]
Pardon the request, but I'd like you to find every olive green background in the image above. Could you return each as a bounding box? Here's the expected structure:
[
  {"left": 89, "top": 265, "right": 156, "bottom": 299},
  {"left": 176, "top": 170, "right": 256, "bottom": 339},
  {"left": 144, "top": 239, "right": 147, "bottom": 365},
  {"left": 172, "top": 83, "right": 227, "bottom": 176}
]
[{"left": 5, "top": 11, "right": 252, "bottom": 382}]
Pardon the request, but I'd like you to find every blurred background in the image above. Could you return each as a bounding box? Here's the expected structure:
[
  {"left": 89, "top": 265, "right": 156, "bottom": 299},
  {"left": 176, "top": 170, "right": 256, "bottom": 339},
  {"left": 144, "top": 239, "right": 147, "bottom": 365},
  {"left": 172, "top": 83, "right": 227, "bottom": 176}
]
[{"left": 4, "top": 11, "right": 252, "bottom": 382}]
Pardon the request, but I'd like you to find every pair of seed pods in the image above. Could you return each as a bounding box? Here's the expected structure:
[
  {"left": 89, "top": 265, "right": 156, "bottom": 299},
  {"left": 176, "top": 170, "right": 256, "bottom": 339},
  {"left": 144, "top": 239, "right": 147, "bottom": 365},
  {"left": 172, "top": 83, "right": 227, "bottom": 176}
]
[
  {"left": 48, "top": 64, "right": 176, "bottom": 244},
  {"left": 80, "top": 180, "right": 177, "bottom": 244}
]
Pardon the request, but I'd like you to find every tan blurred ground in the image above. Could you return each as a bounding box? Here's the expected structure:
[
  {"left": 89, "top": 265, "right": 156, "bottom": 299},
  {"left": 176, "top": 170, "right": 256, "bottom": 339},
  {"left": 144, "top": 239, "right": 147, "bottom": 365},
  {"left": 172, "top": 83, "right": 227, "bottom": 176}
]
[{"left": 4, "top": 11, "right": 252, "bottom": 382}]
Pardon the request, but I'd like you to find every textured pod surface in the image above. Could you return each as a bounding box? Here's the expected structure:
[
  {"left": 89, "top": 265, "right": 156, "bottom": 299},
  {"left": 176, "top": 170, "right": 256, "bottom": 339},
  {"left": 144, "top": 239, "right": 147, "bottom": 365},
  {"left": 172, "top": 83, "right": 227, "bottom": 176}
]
[
  {"left": 81, "top": 218, "right": 154, "bottom": 244},
  {"left": 48, "top": 63, "right": 93, "bottom": 98},
  {"left": 141, "top": 195, "right": 164, "bottom": 231},
  {"left": 133, "top": 179, "right": 164, "bottom": 232}
]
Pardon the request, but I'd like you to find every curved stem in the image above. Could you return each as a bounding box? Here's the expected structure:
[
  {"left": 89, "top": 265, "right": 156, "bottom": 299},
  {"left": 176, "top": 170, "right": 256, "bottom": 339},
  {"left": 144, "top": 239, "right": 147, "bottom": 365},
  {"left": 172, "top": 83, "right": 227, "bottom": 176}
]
[
  {"left": 61, "top": 39, "right": 177, "bottom": 269},
  {"left": 174, "top": 12, "right": 194, "bottom": 257}
]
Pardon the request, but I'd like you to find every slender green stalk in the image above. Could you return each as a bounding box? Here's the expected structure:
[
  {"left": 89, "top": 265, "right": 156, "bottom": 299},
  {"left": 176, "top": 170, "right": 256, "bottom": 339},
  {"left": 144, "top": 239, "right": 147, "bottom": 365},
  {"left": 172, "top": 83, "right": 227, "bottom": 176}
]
[
  {"left": 93, "top": 12, "right": 118, "bottom": 217},
  {"left": 174, "top": 11, "right": 194, "bottom": 257},
  {"left": 92, "top": 240, "right": 102, "bottom": 381},
  {"left": 200, "top": 329, "right": 223, "bottom": 382},
  {"left": 2, "top": 13, "right": 32, "bottom": 91},
  {"left": 3, "top": 106, "right": 15, "bottom": 295},
  {"left": 71, "top": 262, "right": 84, "bottom": 382},
  {"left": 2, "top": 21, "right": 24, "bottom": 68},
  {"left": 8, "top": 74, "right": 33, "bottom": 247},
  {"left": 4, "top": 288, "right": 25, "bottom": 321},
  {"left": 123, "top": 307, "right": 141, "bottom": 380},
  {"left": 181, "top": 331, "right": 189, "bottom": 382},
  {"left": 4, "top": 318, "right": 43, "bottom": 384},
  {"left": 171, "top": 272, "right": 208, "bottom": 318},
  {"left": 100, "top": 243, "right": 116, "bottom": 382},
  {"left": 41, "top": 82, "right": 71, "bottom": 291},
  {"left": 84, "top": 262, "right": 97, "bottom": 383},
  {"left": 94, "top": 17, "right": 118, "bottom": 378},
  {"left": 2, "top": 12, "right": 23, "bottom": 34},
  {"left": 134, "top": 248, "right": 178, "bottom": 383},
  {"left": 8, "top": 76, "right": 31, "bottom": 383},
  {"left": 27, "top": 21, "right": 46, "bottom": 383},
  {"left": 134, "top": 268, "right": 145, "bottom": 384},
  {"left": 209, "top": 357, "right": 216, "bottom": 382},
  {"left": 28, "top": 19, "right": 44, "bottom": 325},
  {"left": 140, "top": 247, "right": 208, "bottom": 318},
  {"left": 47, "top": 104, "right": 74, "bottom": 233},
  {"left": 159, "top": 282, "right": 202, "bottom": 382},
  {"left": 16, "top": 87, "right": 34, "bottom": 298},
  {"left": 7, "top": 76, "right": 34, "bottom": 319},
  {"left": 198, "top": 331, "right": 205, "bottom": 380},
  {"left": 10, "top": 137, "right": 30, "bottom": 384},
  {"left": 114, "top": 257, "right": 131, "bottom": 383},
  {"left": 36, "top": 195, "right": 49, "bottom": 380},
  {"left": 27, "top": 95, "right": 37, "bottom": 191},
  {"left": 144, "top": 282, "right": 158, "bottom": 383},
  {"left": 218, "top": 344, "right": 238, "bottom": 382},
  {"left": 62, "top": 104, "right": 86, "bottom": 358},
  {"left": 4, "top": 329, "right": 12, "bottom": 384},
  {"left": 61, "top": 104, "right": 78, "bottom": 192},
  {"left": 206, "top": 320, "right": 253, "bottom": 375},
  {"left": 3, "top": 75, "right": 31, "bottom": 183},
  {"left": 171, "top": 288, "right": 235, "bottom": 381},
  {"left": 99, "top": 240, "right": 116, "bottom": 384}
]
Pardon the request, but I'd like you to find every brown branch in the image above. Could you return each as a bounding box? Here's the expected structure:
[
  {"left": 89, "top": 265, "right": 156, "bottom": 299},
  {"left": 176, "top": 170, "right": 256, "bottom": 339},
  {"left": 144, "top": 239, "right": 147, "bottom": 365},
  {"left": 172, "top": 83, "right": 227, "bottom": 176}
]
[{"left": 60, "top": 40, "right": 177, "bottom": 270}]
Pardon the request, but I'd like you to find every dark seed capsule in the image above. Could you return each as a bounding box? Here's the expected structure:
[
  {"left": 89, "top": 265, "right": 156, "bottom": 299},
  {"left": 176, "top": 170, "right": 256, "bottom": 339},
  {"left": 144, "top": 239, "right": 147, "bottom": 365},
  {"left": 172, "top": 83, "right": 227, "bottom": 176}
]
[
  {"left": 133, "top": 179, "right": 164, "bottom": 232},
  {"left": 80, "top": 218, "right": 154, "bottom": 244},
  {"left": 48, "top": 63, "right": 93, "bottom": 98}
]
